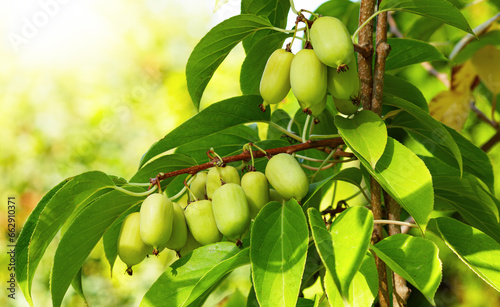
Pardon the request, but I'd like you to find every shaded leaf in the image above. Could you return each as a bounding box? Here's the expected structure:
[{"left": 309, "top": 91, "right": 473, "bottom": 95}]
[
  {"left": 141, "top": 243, "right": 245, "bottom": 307},
  {"left": 371, "top": 234, "right": 442, "bottom": 305},
  {"left": 186, "top": 15, "right": 272, "bottom": 108},
  {"left": 251, "top": 200, "right": 309, "bottom": 307},
  {"left": 385, "top": 38, "right": 448, "bottom": 71},
  {"left": 51, "top": 188, "right": 145, "bottom": 306},
  {"left": 379, "top": 0, "right": 473, "bottom": 34},
  {"left": 138, "top": 95, "right": 269, "bottom": 168},
  {"left": 315, "top": 0, "right": 360, "bottom": 34},
  {"left": 384, "top": 73, "right": 428, "bottom": 112},
  {"left": 429, "top": 217, "right": 500, "bottom": 292}
]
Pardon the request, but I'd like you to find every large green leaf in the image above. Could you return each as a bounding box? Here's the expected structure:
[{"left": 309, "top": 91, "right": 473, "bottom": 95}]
[
  {"left": 138, "top": 95, "right": 269, "bottom": 168},
  {"left": 371, "top": 234, "right": 442, "bottom": 305},
  {"left": 429, "top": 217, "right": 500, "bottom": 292},
  {"left": 324, "top": 253, "right": 378, "bottom": 307},
  {"left": 50, "top": 188, "right": 145, "bottom": 307},
  {"left": 328, "top": 207, "right": 373, "bottom": 299},
  {"left": 335, "top": 110, "right": 388, "bottom": 168},
  {"left": 385, "top": 95, "right": 463, "bottom": 174},
  {"left": 240, "top": 32, "right": 289, "bottom": 95},
  {"left": 15, "top": 179, "right": 69, "bottom": 306},
  {"left": 354, "top": 137, "right": 434, "bottom": 232},
  {"left": 141, "top": 243, "right": 245, "bottom": 307},
  {"left": 385, "top": 38, "right": 448, "bottom": 70},
  {"left": 433, "top": 176, "right": 500, "bottom": 244},
  {"left": 251, "top": 200, "right": 309, "bottom": 307},
  {"left": 452, "top": 30, "right": 500, "bottom": 63},
  {"left": 175, "top": 125, "right": 259, "bottom": 164},
  {"left": 17, "top": 171, "right": 114, "bottom": 306},
  {"left": 186, "top": 15, "right": 272, "bottom": 108},
  {"left": 445, "top": 126, "right": 495, "bottom": 192},
  {"left": 302, "top": 167, "right": 366, "bottom": 206},
  {"left": 384, "top": 74, "right": 428, "bottom": 112},
  {"left": 240, "top": 0, "right": 290, "bottom": 51},
  {"left": 315, "top": 0, "right": 360, "bottom": 34},
  {"left": 379, "top": 0, "right": 473, "bottom": 34}
]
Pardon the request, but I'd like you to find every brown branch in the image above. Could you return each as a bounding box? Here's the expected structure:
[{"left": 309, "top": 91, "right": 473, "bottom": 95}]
[
  {"left": 471, "top": 101, "right": 499, "bottom": 129},
  {"left": 357, "top": 0, "right": 376, "bottom": 111},
  {"left": 150, "top": 138, "right": 345, "bottom": 185},
  {"left": 372, "top": 11, "right": 390, "bottom": 116},
  {"left": 385, "top": 192, "right": 411, "bottom": 306},
  {"left": 353, "top": 43, "right": 373, "bottom": 59},
  {"left": 481, "top": 130, "right": 500, "bottom": 152}
]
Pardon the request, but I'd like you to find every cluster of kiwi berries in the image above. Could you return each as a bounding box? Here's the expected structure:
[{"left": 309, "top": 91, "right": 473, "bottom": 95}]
[
  {"left": 260, "top": 16, "right": 360, "bottom": 118},
  {"left": 117, "top": 153, "right": 309, "bottom": 275}
]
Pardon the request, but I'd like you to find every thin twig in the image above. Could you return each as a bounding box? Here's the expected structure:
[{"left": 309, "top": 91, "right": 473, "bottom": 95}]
[
  {"left": 481, "top": 130, "right": 500, "bottom": 152},
  {"left": 150, "top": 138, "right": 344, "bottom": 184},
  {"left": 471, "top": 101, "right": 499, "bottom": 129}
]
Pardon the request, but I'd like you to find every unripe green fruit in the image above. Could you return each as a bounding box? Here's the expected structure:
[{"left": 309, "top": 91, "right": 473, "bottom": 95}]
[
  {"left": 118, "top": 212, "right": 150, "bottom": 275},
  {"left": 308, "top": 95, "right": 327, "bottom": 118},
  {"left": 184, "top": 200, "right": 222, "bottom": 245},
  {"left": 333, "top": 97, "right": 359, "bottom": 115},
  {"left": 163, "top": 202, "right": 188, "bottom": 251},
  {"left": 189, "top": 172, "right": 208, "bottom": 201},
  {"left": 260, "top": 49, "right": 294, "bottom": 106},
  {"left": 265, "top": 153, "right": 309, "bottom": 201},
  {"left": 310, "top": 16, "right": 354, "bottom": 70},
  {"left": 212, "top": 183, "right": 250, "bottom": 239},
  {"left": 290, "top": 49, "right": 327, "bottom": 108},
  {"left": 269, "top": 189, "right": 284, "bottom": 203},
  {"left": 241, "top": 171, "right": 270, "bottom": 218},
  {"left": 140, "top": 193, "right": 174, "bottom": 255},
  {"left": 206, "top": 165, "right": 240, "bottom": 199},
  {"left": 179, "top": 229, "right": 202, "bottom": 257},
  {"left": 327, "top": 60, "right": 360, "bottom": 100}
]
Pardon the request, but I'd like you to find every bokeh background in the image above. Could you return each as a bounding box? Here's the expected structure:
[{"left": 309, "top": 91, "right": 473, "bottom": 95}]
[{"left": 1, "top": 0, "right": 499, "bottom": 306}]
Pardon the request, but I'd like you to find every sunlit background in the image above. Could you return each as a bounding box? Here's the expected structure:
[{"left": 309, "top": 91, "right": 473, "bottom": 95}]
[{"left": 1, "top": 0, "right": 499, "bottom": 306}]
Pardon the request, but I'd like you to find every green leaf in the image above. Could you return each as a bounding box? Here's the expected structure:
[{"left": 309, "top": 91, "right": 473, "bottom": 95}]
[
  {"left": 429, "top": 217, "right": 500, "bottom": 292},
  {"left": 186, "top": 15, "right": 272, "bottom": 108},
  {"left": 138, "top": 95, "right": 269, "bottom": 168},
  {"left": 51, "top": 188, "right": 145, "bottom": 307},
  {"left": 445, "top": 126, "right": 494, "bottom": 192},
  {"left": 141, "top": 243, "right": 245, "bottom": 307},
  {"left": 379, "top": 0, "right": 473, "bottom": 34},
  {"left": 15, "top": 179, "right": 68, "bottom": 306},
  {"left": 335, "top": 110, "right": 388, "bottom": 168},
  {"left": 251, "top": 200, "right": 309, "bottom": 307},
  {"left": 406, "top": 18, "right": 445, "bottom": 41},
  {"left": 371, "top": 234, "right": 442, "bottom": 305},
  {"left": 385, "top": 95, "right": 463, "bottom": 174},
  {"left": 131, "top": 154, "right": 197, "bottom": 183},
  {"left": 324, "top": 253, "right": 378, "bottom": 307},
  {"left": 355, "top": 137, "right": 434, "bottom": 232},
  {"left": 267, "top": 109, "right": 292, "bottom": 140},
  {"left": 175, "top": 125, "right": 259, "bottom": 164},
  {"left": 385, "top": 38, "right": 448, "bottom": 70},
  {"left": 315, "top": 0, "right": 360, "bottom": 34},
  {"left": 240, "top": 32, "right": 289, "bottom": 95},
  {"left": 384, "top": 74, "right": 428, "bottom": 112},
  {"left": 240, "top": 0, "right": 290, "bottom": 52},
  {"left": 433, "top": 175, "right": 500, "bottom": 244},
  {"left": 102, "top": 204, "right": 141, "bottom": 275},
  {"left": 308, "top": 207, "right": 374, "bottom": 303},
  {"left": 302, "top": 167, "right": 367, "bottom": 206},
  {"left": 71, "top": 269, "right": 88, "bottom": 305},
  {"left": 19, "top": 171, "right": 114, "bottom": 306}
]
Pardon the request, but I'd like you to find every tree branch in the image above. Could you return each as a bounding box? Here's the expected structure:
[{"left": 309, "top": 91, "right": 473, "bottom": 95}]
[
  {"left": 150, "top": 138, "right": 345, "bottom": 185},
  {"left": 372, "top": 11, "right": 390, "bottom": 116},
  {"left": 357, "top": 0, "right": 376, "bottom": 111}
]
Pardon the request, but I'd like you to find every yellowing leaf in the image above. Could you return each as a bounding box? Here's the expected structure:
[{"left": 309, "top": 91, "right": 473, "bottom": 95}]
[
  {"left": 451, "top": 60, "right": 477, "bottom": 94},
  {"left": 429, "top": 90, "right": 471, "bottom": 131},
  {"left": 471, "top": 45, "right": 500, "bottom": 95}
]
